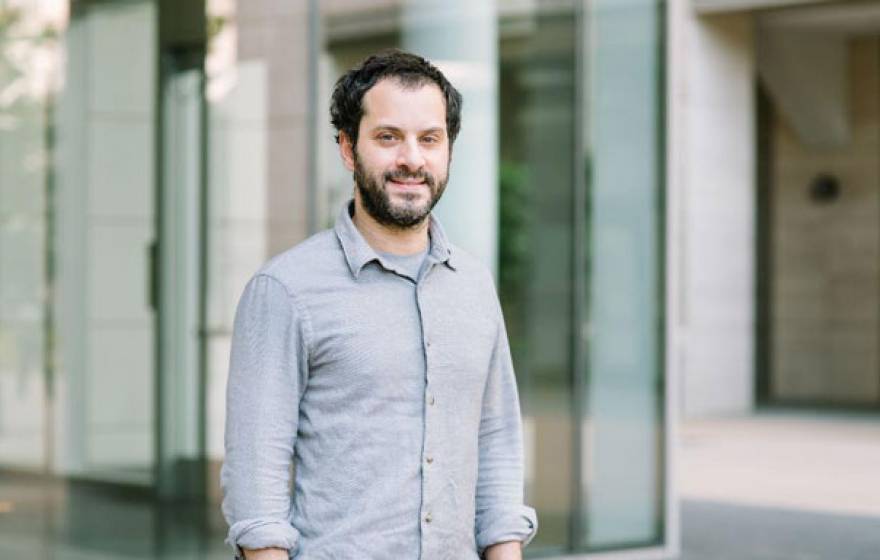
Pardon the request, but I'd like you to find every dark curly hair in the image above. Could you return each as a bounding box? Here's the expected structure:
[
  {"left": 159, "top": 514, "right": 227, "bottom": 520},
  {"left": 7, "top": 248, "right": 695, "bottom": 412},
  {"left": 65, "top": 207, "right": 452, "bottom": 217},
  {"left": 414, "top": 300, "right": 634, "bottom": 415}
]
[{"left": 330, "top": 49, "right": 463, "bottom": 149}]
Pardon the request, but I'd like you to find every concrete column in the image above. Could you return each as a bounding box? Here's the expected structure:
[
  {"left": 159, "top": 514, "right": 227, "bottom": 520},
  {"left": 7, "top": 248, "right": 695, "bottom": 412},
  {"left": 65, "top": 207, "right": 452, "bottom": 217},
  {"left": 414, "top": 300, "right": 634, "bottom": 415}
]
[
  {"left": 402, "top": 0, "right": 498, "bottom": 275},
  {"left": 669, "top": 5, "right": 757, "bottom": 417}
]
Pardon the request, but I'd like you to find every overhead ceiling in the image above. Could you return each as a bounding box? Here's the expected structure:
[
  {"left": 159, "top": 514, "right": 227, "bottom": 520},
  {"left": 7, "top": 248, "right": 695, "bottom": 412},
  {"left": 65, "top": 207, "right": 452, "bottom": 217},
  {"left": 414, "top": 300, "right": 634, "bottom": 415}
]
[{"left": 759, "top": 1, "right": 880, "bottom": 36}]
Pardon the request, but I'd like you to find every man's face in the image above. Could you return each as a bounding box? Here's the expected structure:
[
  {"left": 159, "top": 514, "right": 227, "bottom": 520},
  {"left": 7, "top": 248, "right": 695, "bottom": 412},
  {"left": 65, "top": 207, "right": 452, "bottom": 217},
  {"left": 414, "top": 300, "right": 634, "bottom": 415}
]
[{"left": 346, "top": 78, "right": 451, "bottom": 228}]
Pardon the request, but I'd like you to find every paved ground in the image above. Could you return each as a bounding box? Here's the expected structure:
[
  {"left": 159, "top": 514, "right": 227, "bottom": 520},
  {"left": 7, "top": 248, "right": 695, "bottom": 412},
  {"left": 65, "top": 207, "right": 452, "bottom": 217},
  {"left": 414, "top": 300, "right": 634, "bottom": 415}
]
[
  {"left": 0, "top": 411, "right": 877, "bottom": 559},
  {"left": 680, "top": 500, "right": 880, "bottom": 560},
  {"left": 677, "top": 411, "right": 880, "bottom": 560}
]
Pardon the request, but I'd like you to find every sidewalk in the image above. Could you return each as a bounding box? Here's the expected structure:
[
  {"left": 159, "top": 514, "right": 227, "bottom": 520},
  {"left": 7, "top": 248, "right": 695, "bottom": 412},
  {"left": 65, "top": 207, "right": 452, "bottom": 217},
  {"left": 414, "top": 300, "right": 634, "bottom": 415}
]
[
  {"left": 2, "top": 411, "right": 877, "bottom": 559},
  {"left": 678, "top": 411, "right": 880, "bottom": 560}
]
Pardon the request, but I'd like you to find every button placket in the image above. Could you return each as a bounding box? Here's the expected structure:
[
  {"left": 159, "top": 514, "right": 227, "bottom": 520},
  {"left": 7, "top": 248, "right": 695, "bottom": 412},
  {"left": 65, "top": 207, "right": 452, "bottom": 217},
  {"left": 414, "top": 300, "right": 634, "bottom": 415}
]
[
  {"left": 416, "top": 283, "right": 434, "bottom": 540},
  {"left": 418, "top": 276, "right": 447, "bottom": 546}
]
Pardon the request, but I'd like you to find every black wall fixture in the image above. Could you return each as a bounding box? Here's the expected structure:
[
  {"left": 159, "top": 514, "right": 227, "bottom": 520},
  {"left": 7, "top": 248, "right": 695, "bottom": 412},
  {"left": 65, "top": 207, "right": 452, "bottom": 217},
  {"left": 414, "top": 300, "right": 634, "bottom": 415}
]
[{"left": 809, "top": 173, "right": 840, "bottom": 203}]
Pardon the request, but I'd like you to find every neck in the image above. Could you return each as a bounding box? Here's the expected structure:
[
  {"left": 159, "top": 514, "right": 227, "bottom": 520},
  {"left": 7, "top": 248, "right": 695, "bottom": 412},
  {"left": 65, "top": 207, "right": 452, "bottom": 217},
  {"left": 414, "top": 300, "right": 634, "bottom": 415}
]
[{"left": 351, "top": 193, "right": 430, "bottom": 256}]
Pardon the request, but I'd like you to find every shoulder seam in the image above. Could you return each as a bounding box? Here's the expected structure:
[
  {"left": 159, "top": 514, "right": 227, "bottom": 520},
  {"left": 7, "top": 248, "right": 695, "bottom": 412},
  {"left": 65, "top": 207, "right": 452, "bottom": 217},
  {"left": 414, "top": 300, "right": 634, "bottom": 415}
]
[{"left": 254, "top": 272, "right": 315, "bottom": 364}]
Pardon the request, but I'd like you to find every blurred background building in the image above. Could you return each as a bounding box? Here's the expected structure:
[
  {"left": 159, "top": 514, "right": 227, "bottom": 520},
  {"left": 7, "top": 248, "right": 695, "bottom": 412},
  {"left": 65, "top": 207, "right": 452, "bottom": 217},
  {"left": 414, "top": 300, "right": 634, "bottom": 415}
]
[{"left": 0, "top": 0, "right": 877, "bottom": 559}]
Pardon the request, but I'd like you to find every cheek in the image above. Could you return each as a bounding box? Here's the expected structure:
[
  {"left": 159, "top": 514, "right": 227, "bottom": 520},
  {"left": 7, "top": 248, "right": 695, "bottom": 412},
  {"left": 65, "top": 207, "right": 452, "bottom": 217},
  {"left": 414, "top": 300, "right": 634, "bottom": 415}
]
[
  {"left": 361, "top": 149, "right": 397, "bottom": 173},
  {"left": 428, "top": 154, "right": 449, "bottom": 178},
  {"left": 424, "top": 149, "right": 448, "bottom": 168}
]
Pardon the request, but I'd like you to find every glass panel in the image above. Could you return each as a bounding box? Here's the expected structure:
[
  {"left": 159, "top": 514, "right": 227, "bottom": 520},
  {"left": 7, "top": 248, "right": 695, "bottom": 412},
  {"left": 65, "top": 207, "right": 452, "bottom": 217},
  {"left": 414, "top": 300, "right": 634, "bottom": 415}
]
[
  {"left": 497, "top": 1, "right": 578, "bottom": 553},
  {"left": 54, "top": 0, "right": 157, "bottom": 485},
  {"left": 0, "top": 1, "right": 62, "bottom": 471},
  {"left": 159, "top": 63, "right": 205, "bottom": 497},
  {"left": 582, "top": 0, "right": 665, "bottom": 549}
]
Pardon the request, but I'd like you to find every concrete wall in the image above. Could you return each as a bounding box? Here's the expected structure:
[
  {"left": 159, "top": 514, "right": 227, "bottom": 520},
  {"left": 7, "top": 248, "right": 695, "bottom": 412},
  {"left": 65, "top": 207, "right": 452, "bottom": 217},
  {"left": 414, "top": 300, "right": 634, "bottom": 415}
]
[
  {"left": 693, "top": 0, "right": 832, "bottom": 14},
  {"left": 669, "top": 4, "right": 757, "bottom": 418},
  {"left": 205, "top": 1, "right": 311, "bottom": 471},
  {"left": 769, "top": 38, "right": 880, "bottom": 404}
]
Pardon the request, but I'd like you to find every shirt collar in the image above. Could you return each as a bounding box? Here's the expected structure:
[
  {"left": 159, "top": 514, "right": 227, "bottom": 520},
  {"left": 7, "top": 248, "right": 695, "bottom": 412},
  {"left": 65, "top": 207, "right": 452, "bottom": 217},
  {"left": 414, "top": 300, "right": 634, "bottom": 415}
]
[{"left": 334, "top": 199, "right": 457, "bottom": 279}]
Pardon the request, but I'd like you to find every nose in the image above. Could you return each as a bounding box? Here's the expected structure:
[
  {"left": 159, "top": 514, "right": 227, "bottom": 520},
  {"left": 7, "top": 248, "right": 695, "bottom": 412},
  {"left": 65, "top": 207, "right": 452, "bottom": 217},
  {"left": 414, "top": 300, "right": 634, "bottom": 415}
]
[{"left": 396, "top": 137, "right": 426, "bottom": 172}]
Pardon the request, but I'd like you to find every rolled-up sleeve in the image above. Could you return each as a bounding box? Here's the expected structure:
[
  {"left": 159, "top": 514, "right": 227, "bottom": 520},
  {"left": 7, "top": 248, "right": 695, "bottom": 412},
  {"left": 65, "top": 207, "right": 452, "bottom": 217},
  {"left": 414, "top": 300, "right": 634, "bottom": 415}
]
[
  {"left": 475, "top": 307, "right": 538, "bottom": 554},
  {"left": 221, "top": 274, "right": 311, "bottom": 559}
]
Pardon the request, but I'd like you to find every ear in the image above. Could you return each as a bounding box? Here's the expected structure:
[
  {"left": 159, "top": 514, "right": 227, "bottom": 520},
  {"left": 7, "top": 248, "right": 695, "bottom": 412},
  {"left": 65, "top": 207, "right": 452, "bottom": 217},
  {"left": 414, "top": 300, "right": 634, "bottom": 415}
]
[{"left": 339, "top": 131, "right": 356, "bottom": 172}]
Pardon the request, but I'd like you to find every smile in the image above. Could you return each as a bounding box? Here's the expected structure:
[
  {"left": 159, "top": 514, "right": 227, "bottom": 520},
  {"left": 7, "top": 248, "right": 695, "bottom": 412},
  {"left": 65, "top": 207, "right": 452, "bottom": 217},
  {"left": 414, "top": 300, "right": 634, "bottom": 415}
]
[{"left": 388, "top": 179, "right": 426, "bottom": 187}]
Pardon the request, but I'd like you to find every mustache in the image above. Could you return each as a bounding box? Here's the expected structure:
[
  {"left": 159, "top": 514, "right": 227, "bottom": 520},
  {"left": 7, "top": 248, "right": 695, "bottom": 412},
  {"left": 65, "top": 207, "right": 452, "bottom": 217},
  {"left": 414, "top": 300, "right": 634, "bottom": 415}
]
[{"left": 384, "top": 169, "right": 436, "bottom": 187}]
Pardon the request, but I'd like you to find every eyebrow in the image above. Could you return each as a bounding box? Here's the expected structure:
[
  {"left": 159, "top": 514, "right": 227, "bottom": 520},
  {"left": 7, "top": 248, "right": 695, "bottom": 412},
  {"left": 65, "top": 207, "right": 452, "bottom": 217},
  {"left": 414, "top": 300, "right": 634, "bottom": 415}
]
[{"left": 371, "top": 125, "right": 446, "bottom": 136}]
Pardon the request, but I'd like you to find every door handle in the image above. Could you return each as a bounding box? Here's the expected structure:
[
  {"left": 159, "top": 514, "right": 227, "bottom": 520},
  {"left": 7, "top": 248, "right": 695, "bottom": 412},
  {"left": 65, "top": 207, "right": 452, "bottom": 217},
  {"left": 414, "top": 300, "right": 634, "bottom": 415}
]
[{"left": 148, "top": 239, "right": 159, "bottom": 312}]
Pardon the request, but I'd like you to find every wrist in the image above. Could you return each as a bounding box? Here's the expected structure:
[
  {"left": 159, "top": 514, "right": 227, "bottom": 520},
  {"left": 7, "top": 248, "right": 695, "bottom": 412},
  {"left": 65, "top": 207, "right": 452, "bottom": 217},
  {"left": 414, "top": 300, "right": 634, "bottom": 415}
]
[
  {"left": 483, "top": 540, "right": 523, "bottom": 560},
  {"left": 242, "top": 547, "right": 289, "bottom": 560}
]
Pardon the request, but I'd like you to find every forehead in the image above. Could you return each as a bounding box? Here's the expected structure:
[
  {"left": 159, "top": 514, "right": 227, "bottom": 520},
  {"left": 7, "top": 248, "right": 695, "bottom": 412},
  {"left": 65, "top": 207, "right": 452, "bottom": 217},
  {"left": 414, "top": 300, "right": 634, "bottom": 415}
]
[{"left": 361, "top": 77, "right": 447, "bottom": 129}]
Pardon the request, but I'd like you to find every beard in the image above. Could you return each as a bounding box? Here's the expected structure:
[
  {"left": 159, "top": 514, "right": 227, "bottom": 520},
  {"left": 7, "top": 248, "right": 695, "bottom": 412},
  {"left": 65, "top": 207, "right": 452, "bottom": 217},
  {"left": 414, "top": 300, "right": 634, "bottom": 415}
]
[{"left": 353, "top": 151, "right": 448, "bottom": 229}]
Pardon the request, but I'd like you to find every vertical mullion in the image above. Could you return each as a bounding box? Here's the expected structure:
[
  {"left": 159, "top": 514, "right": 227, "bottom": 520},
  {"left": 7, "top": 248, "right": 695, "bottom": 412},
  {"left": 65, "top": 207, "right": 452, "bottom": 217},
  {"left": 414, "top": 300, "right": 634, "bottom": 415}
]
[
  {"left": 44, "top": 91, "right": 57, "bottom": 475},
  {"left": 655, "top": 0, "right": 670, "bottom": 547},
  {"left": 306, "top": 0, "right": 320, "bottom": 235},
  {"left": 571, "top": 0, "right": 591, "bottom": 552},
  {"left": 197, "top": 61, "right": 209, "bottom": 498},
  {"left": 153, "top": 18, "right": 166, "bottom": 496}
]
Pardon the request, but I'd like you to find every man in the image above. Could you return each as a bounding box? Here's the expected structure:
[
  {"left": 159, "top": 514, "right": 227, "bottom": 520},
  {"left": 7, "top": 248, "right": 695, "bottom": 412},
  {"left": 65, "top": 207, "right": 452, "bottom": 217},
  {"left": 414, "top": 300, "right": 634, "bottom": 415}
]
[{"left": 221, "top": 49, "right": 537, "bottom": 560}]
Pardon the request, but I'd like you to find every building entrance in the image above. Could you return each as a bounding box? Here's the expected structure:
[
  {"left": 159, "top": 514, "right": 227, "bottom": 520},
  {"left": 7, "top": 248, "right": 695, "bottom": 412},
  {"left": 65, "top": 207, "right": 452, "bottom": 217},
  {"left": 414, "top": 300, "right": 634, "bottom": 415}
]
[{"left": 757, "top": 2, "right": 880, "bottom": 407}]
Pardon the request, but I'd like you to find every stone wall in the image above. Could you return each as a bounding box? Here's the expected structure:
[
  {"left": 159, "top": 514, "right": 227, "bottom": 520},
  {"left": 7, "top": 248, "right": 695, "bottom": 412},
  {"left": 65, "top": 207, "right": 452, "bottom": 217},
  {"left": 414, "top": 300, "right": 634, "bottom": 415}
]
[{"left": 770, "top": 38, "right": 880, "bottom": 404}]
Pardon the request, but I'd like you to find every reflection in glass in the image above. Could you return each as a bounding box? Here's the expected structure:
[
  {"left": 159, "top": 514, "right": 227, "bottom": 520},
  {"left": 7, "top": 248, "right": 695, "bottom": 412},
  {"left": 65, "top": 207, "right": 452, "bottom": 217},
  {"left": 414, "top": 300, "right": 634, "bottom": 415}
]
[
  {"left": 0, "top": 0, "right": 65, "bottom": 470},
  {"left": 498, "top": 2, "right": 578, "bottom": 553},
  {"left": 582, "top": 0, "right": 665, "bottom": 549}
]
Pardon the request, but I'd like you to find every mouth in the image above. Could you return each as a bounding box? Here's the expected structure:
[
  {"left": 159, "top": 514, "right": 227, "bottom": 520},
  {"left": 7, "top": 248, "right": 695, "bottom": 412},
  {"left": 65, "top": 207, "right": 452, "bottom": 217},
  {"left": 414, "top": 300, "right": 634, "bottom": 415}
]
[{"left": 387, "top": 179, "right": 427, "bottom": 188}]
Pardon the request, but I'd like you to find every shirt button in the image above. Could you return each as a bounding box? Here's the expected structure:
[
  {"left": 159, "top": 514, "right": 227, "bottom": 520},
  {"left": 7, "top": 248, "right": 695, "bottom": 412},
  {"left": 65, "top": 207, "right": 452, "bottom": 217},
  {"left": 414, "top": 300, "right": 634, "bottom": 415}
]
[
  {"left": 428, "top": 395, "right": 435, "bottom": 406},
  {"left": 424, "top": 513, "right": 433, "bottom": 523},
  {"left": 426, "top": 456, "right": 434, "bottom": 464}
]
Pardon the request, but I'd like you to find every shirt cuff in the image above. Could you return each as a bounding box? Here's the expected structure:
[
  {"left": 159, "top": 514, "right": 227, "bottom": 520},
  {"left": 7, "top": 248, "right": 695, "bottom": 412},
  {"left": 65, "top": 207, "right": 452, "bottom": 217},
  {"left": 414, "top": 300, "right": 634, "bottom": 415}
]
[
  {"left": 475, "top": 505, "right": 538, "bottom": 554},
  {"left": 226, "top": 518, "right": 300, "bottom": 559}
]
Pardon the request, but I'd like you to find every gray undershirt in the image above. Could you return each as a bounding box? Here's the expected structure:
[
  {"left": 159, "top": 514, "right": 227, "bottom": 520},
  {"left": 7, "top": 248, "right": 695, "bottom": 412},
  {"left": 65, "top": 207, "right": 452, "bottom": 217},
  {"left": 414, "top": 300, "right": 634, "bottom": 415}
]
[{"left": 377, "top": 245, "right": 430, "bottom": 282}]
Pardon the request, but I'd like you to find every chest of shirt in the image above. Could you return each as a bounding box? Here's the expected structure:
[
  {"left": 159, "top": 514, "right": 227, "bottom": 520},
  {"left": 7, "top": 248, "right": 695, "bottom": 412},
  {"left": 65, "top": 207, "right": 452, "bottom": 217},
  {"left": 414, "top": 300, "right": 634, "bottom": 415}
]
[{"left": 300, "top": 262, "right": 498, "bottom": 409}]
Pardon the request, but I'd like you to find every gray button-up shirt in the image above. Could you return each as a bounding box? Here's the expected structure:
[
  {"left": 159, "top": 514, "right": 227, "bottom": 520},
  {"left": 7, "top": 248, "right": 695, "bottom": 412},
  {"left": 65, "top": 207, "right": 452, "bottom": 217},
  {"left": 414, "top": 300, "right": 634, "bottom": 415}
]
[{"left": 221, "top": 201, "right": 537, "bottom": 559}]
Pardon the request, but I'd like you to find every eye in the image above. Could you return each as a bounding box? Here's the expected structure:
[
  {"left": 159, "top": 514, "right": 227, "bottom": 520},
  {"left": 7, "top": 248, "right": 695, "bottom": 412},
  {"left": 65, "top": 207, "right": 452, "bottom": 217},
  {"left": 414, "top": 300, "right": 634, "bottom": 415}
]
[
  {"left": 421, "top": 135, "right": 439, "bottom": 144},
  {"left": 377, "top": 132, "right": 397, "bottom": 143}
]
